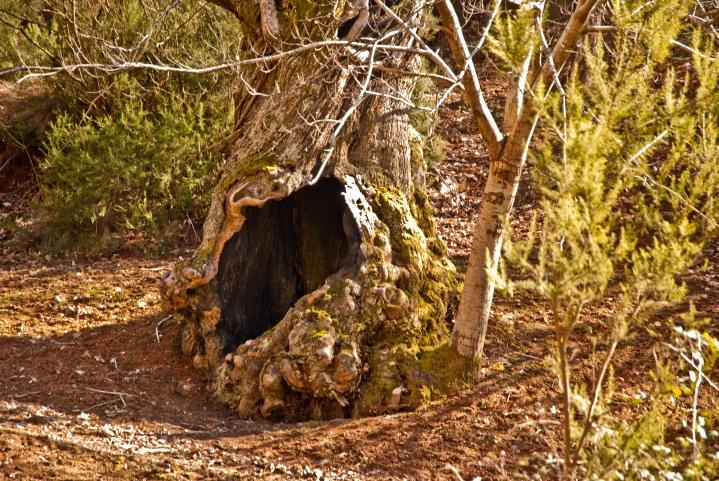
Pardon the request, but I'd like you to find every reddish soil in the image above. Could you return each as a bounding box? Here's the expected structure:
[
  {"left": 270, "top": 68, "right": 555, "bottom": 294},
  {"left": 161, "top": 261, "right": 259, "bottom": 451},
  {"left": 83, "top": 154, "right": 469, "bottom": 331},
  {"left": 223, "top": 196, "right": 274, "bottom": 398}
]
[{"left": 1, "top": 85, "right": 718, "bottom": 480}]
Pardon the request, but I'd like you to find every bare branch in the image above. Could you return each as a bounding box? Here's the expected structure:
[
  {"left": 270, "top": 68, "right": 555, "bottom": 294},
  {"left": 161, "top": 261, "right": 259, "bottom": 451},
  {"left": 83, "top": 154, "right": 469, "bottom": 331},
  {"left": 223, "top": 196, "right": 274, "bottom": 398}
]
[
  {"left": 671, "top": 39, "right": 717, "bottom": 60},
  {"left": 465, "top": 0, "right": 502, "bottom": 67},
  {"left": 309, "top": 32, "right": 390, "bottom": 184},
  {"left": 500, "top": 0, "right": 604, "bottom": 162},
  {"left": 374, "top": 0, "right": 458, "bottom": 81},
  {"left": 1, "top": 39, "right": 447, "bottom": 83},
  {"left": 582, "top": 25, "right": 619, "bottom": 33},
  {"left": 573, "top": 339, "right": 619, "bottom": 464},
  {"left": 436, "top": 0, "right": 503, "bottom": 157},
  {"left": 664, "top": 342, "right": 719, "bottom": 392},
  {"left": 538, "top": 0, "right": 604, "bottom": 89},
  {"left": 366, "top": 65, "right": 459, "bottom": 85},
  {"left": 536, "top": 14, "right": 566, "bottom": 97}
]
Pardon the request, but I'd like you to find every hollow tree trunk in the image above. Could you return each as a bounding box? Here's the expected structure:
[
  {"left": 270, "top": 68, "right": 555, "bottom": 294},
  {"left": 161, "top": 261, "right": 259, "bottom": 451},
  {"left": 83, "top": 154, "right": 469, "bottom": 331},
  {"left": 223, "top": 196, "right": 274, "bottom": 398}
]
[{"left": 160, "top": 0, "right": 460, "bottom": 421}]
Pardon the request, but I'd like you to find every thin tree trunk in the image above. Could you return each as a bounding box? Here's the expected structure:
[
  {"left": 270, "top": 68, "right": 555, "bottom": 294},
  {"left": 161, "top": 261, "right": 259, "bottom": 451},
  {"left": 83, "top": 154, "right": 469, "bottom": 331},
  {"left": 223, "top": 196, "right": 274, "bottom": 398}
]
[
  {"left": 448, "top": 0, "right": 602, "bottom": 363},
  {"left": 451, "top": 115, "right": 536, "bottom": 360},
  {"left": 450, "top": 155, "right": 522, "bottom": 359},
  {"left": 558, "top": 327, "right": 573, "bottom": 480}
]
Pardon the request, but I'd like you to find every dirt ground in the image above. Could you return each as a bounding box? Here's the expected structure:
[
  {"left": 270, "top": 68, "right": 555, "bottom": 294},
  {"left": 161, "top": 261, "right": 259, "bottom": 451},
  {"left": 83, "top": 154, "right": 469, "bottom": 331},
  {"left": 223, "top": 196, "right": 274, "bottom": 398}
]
[{"left": 1, "top": 84, "right": 718, "bottom": 480}]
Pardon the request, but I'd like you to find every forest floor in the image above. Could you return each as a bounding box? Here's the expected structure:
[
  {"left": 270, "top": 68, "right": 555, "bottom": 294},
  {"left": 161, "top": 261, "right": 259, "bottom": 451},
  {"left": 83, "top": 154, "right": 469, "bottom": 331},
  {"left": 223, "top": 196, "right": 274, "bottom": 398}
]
[{"left": 1, "top": 77, "right": 719, "bottom": 481}]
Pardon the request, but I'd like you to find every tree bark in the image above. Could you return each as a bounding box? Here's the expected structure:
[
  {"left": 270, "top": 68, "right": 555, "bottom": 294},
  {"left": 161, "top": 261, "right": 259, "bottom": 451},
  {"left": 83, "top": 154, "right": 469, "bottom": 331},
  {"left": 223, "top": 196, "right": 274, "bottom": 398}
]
[
  {"left": 450, "top": 138, "right": 532, "bottom": 360},
  {"left": 160, "top": 0, "right": 461, "bottom": 421}
]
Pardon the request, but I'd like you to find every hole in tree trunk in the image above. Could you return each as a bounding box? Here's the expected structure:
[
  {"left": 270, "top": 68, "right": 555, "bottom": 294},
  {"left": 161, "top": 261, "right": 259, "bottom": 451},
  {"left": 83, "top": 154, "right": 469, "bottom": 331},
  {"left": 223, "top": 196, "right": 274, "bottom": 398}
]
[{"left": 215, "top": 177, "right": 358, "bottom": 353}]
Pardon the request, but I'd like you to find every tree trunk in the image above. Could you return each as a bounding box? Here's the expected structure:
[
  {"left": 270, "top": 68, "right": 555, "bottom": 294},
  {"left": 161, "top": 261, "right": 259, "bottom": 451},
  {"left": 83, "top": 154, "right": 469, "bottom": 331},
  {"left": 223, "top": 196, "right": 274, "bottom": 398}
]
[
  {"left": 450, "top": 130, "right": 533, "bottom": 361},
  {"left": 160, "top": 0, "right": 461, "bottom": 421}
]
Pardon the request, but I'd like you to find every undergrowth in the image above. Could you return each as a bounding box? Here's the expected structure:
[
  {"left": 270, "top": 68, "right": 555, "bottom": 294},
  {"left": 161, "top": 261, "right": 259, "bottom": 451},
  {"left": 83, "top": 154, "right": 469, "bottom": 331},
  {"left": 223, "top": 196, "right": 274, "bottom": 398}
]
[
  {"left": 35, "top": 86, "right": 229, "bottom": 254},
  {"left": 0, "top": 0, "right": 238, "bottom": 254},
  {"left": 494, "top": 0, "right": 719, "bottom": 477}
]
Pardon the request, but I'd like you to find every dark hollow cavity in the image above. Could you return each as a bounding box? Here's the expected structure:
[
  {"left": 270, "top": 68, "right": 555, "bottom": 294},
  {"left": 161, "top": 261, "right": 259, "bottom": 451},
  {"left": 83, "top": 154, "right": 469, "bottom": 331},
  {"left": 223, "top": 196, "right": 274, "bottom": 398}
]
[{"left": 216, "top": 177, "right": 358, "bottom": 353}]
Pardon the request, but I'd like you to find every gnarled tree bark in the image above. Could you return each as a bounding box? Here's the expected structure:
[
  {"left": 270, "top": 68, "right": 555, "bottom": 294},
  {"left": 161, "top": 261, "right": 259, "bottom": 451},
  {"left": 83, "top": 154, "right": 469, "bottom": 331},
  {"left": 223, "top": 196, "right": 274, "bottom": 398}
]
[{"left": 160, "top": 0, "right": 461, "bottom": 421}]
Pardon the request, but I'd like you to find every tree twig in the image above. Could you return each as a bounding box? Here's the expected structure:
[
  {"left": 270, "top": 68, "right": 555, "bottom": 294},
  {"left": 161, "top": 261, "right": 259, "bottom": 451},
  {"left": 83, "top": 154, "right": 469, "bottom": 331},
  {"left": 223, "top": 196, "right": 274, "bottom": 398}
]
[
  {"left": 86, "top": 388, "right": 136, "bottom": 397},
  {"left": 374, "top": 0, "right": 457, "bottom": 81},
  {"left": 663, "top": 342, "right": 719, "bottom": 392},
  {"left": 573, "top": 339, "right": 619, "bottom": 465},
  {"left": 691, "top": 335, "right": 704, "bottom": 459},
  {"left": 0, "top": 39, "right": 451, "bottom": 83},
  {"left": 308, "top": 31, "right": 388, "bottom": 184}
]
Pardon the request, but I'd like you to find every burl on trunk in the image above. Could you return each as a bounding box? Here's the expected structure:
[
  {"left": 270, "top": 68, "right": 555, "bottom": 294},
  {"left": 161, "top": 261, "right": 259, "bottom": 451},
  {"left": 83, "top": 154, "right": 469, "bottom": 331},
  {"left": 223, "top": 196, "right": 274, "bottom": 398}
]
[{"left": 160, "top": 0, "right": 463, "bottom": 421}]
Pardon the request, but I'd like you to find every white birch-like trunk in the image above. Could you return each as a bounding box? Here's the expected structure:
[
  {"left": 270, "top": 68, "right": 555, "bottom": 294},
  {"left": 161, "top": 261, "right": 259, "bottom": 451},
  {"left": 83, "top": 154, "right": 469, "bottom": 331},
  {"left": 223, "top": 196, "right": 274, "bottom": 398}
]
[{"left": 450, "top": 142, "right": 530, "bottom": 360}]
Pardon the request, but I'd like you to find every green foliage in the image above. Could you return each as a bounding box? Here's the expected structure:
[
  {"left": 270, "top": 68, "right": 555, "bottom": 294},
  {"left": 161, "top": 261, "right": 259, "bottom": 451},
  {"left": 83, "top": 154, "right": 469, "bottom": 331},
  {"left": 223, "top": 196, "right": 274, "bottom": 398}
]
[
  {"left": 0, "top": 0, "right": 240, "bottom": 111},
  {"left": 37, "top": 91, "right": 229, "bottom": 252},
  {"left": 487, "top": 3, "right": 537, "bottom": 73},
  {"left": 582, "top": 324, "right": 719, "bottom": 481},
  {"left": 497, "top": 0, "right": 719, "bottom": 474},
  {"left": 0, "top": 0, "right": 239, "bottom": 252},
  {"left": 503, "top": 0, "right": 719, "bottom": 337}
]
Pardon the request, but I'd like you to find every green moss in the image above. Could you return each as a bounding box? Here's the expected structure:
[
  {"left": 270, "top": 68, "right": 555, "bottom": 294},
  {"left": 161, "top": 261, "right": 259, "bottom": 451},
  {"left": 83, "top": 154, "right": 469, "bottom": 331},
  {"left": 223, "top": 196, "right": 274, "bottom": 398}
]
[
  {"left": 311, "top": 328, "right": 328, "bottom": 339},
  {"left": 353, "top": 348, "right": 402, "bottom": 415},
  {"left": 423, "top": 137, "right": 446, "bottom": 167},
  {"left": 352, "top": 229, "right": 458, "bottom": 406},
  {"left": 402, "top": 343, "right": 476, "bottom": 407},
  {"left": 308, "top": 307, "right": 330, "bottom": 319},
  {"left": 410, "top": 190, "right": 437, "bottom": 236},
  {"left": 218, "top": 150, "right": 279, "bottom": 192},
  {"left": 195, "top": 242, "right": 214, "bottom": 264},
  {"left": 370, "top": 180, "right": 460, "bottom": 342},
  {"left": 354, "top": 339, "right": 476, "bottom": 413},
  {"left": 214, "top": 364, "right": 242, "bottom": 406},
  {"left": 408, "top": 125, "right": 424, "bottom": 169},
  {"left": 327, "top": 279, "right": 346, "bottom": 298},
  {"left": 353, "top": 182, "right": 465, "bottom": 411},
  {"left": 409, "top": 69, "right": 435, "bottom": 137}
]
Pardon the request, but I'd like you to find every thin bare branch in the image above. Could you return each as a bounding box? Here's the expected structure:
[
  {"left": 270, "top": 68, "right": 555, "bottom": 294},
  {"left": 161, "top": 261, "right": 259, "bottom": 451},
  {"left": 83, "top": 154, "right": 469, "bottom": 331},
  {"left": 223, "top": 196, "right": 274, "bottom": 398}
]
[
  {"left": 436, "top": 0, "right": 503, "bottom": 157},
  {"left": 663, "top": 342, "right": 719, "bottom": 392},
  {"left": 538, "top": 0, "right": 604, "bottom": 89},
  {"left": 1, "top": 39, "right": 444, "bottom": 83},
  {"left": 671, "top": 39, "right": 717, "bottom": 60},
  {"left": 308, "top": 32, "right": 390, "bottom": 184},
  {"left": 573, "top": 339, "right": 619, "bottom": 465},
  {"left": 374, "top": 0, "right": 458, "bottom": 81}
]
